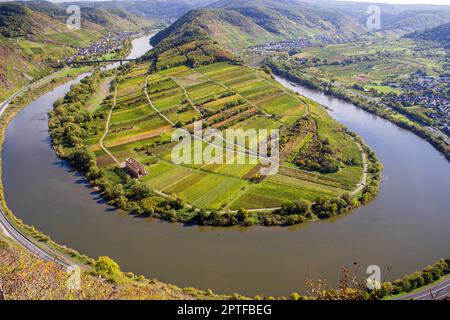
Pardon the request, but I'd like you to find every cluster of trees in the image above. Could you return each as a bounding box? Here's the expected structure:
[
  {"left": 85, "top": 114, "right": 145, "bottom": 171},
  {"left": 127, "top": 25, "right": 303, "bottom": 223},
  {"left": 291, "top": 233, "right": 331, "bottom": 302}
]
[
  {"left": 386, "top": 101, "right": 434, "bottom": 126},
  {"left": 49, "top": 74, "right": 107, "bottom": 150},
  {"left": 0, "top": 3, "right": 30, "bottom": 38},
  {"left": 376, "top": 257, "right": 450, "bottom": 298},
  {"left": 276, "top": 195, "right": 355, "bottom": 222},
  {"left": 191, "top": 184, "right": 381, "bottom": 228},
  {"left": 293, "top": 137, "right": 340, "bottom": 174},
  {"left": 196, "top": 208, "right": 255, "bottom": 227}
]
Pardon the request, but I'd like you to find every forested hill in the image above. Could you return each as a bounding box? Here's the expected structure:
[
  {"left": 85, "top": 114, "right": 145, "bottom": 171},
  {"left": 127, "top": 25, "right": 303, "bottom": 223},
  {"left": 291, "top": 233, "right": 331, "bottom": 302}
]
[
  {"left": 298, "top": 0, "right": 450, "bottom": 33},
  {"left": 408, "top": 22, "right": 450, "bottom": 49},
  {"left": 0, "top": 1, "right": 150, "bottom": 38},
  {"left": 145, "top": 9, "right": 238, "bottom": 71},
  {"left": 0, "top": 1, "right": 152, "bottom": 100},
  {"left": 65, "top": 0, "right": 216, "bottom": 21},
  {"left": 152, "top": 1, "right": 364, "bottom": 50}
]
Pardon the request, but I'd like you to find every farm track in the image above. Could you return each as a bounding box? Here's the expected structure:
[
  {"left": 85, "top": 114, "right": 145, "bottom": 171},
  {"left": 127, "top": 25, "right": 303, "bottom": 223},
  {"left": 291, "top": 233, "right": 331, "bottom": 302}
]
[
  {"left": 170, "top": 76, "right": 202, "bottom": 114},
  {"left": 99, "top": 84, "right": 120, "bottom": 165},
  {"left": 119, "top": 67, "right": 369, "bottom": 212},
  {"left": 145, "top": 76, "right": 175, "bottom": 126},
  {"left": 350, "top": 141, "right": 368, "bottom": 196}
]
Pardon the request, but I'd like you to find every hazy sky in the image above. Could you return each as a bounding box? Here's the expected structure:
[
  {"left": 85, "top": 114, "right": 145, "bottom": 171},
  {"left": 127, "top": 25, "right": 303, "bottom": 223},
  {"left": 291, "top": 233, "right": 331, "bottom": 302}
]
[
  {"left": 2, "top": 0, "right": 448, "bottom": 5},
  {"left": 339, "top": 0, "right": 449, "bottom": 5}
]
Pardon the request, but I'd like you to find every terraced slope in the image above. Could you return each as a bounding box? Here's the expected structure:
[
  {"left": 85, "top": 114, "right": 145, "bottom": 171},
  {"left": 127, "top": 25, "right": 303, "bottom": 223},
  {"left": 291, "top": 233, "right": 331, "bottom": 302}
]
[{"left": 83, "top": 62, "right": 365, "bottom": 211}]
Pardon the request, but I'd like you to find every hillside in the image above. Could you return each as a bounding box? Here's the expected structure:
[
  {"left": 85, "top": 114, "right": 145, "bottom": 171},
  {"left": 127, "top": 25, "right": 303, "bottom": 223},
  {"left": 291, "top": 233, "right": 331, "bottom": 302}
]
[
  {"left": 151, "top": 1, "right": 365, "bottom": 51},
  {"left": 68, "top": 0, "right": 216, "bottom": 21},
  {"left": 408, "top": 22, "right": 450, "bottom": 48},
  {"left": 304, "top": 0, "right": 450, "bottom": 33},
  {"left": 145, "top": 9, "right": 238, "bottom": 71},
  {"left": 0, "top": 234, "right": 227, "bottom": 300},
  {"left": 0, "top": 1, "right": 153, "bottom": 100}
]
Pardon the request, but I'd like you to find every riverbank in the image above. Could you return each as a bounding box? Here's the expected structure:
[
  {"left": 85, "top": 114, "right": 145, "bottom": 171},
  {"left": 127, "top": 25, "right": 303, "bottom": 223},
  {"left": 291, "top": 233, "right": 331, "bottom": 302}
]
[
  {"left": 3, "top": 36, "right": 450, "bottom": 296},
  {"left": 0, "top": 34, "right": 236, "bottom": 300},
  {"left": 48, "top": 63, "right": 381, "bottom": 227},
  {"left": 265, "top": 62, "right": 450, "bottom": 162},
  {"left": 0, "top": 34, "right": 155, "bottom": 267},
  {"left": 0, "top": 68, "right": 100, "bottom": 266}
]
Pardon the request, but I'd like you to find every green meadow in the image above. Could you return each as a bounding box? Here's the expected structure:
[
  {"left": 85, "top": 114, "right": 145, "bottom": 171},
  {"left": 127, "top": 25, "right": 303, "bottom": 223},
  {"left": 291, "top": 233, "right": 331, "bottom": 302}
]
[{"left": 89, "top": 62, "right": 364, "bottom": 210}]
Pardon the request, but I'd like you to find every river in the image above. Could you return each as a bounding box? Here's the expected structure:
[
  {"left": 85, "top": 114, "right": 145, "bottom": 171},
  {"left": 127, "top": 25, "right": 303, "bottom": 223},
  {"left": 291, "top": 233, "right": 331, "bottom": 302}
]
[{"left": 2, "top": 35, "right": 450, "bottom": 297}]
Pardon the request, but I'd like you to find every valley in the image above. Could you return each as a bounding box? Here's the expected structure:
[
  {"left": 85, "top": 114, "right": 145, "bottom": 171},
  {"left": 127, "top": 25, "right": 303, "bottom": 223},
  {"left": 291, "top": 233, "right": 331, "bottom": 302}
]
[
  {"left": 49, "top": 56, "right": 380, "bottom": 226},
  {"left": 0, "top": 1, "right": 156, "bottom": 101},
  {"left": 0, "top": 0, "right": 449, "bottom": 301}
]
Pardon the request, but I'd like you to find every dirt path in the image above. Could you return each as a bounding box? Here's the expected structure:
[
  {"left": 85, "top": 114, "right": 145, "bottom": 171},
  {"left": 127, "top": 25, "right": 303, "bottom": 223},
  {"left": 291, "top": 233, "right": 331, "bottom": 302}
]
[
  {"left": 99, "top": 84, "right": 120, "bottom": 165},
  {"left": 145, "top": 75, "right": 175, "bottom": 126},
  {"left": 170, "top": 76, "right": 202, "bottom": 115},
  {"left": 350, "top": 141, "right": 368, "bottom": 196}
]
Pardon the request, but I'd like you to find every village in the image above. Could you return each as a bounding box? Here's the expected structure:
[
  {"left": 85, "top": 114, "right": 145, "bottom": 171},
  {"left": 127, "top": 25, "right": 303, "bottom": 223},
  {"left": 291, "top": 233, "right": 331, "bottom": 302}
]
[
  {"left": 383, "top": 74, "right": 450, "bottom": 133},
  {"left": 65, "top": 31, "right": 140, "bottom": 65},
  {"left": 248, "top": 35, "right": 348, "bottom": 53}
]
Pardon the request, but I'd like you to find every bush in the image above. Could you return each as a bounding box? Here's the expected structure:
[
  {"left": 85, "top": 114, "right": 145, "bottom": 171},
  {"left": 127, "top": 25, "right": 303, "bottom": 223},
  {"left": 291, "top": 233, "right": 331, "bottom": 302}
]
[{"left": 95, "top": 256, "right": 123, "bottom": 283}]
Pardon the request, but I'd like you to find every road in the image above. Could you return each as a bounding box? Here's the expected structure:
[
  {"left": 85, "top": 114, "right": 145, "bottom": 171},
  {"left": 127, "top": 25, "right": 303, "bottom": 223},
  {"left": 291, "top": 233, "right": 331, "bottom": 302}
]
[
  {"left": 0, "top": 207, "right": 73, "bottom": 269},
  {"left": 0, "top": 90, "right": 23, "bottom": 117},
  {"left": 393, "top": 277, "right": 450, "bottom": 300},
  {"left": 1, "top": 88, "right": 82, "bottom": 271}
]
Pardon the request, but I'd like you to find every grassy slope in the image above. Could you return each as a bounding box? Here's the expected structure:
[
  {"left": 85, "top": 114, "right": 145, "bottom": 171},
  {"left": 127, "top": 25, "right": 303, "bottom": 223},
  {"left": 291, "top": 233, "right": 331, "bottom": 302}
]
[
  {"left": 0, "top": 2, "right": 153, "bottom": 100},
  {"left": 408, "top": 22, "right": 450, "bottom": 48},
  {"left": 0, "top": 234, "right": 227, "bottom": 300},
  {"left": 151, "top": 2, "right": 365, "bottom": 50},
  {"left": 82, "top": 61, "right": 364, "bottom": 211}
]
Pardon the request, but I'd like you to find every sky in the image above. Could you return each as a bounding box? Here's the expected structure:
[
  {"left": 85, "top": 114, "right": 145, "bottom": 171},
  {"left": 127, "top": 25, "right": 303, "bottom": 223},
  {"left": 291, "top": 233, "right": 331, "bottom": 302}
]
[
  {"left": 339, "top": 0, "right": 449, "bottom": 5},
  {"left": 1, "top": 0, "right": 448, "bottom": 5}
]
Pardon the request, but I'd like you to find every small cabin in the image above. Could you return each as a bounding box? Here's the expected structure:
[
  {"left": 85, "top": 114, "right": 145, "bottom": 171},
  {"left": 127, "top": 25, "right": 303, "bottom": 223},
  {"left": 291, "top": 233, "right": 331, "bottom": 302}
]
[{"left": 125, "top": 158, "right": 148, "bottom": 178}]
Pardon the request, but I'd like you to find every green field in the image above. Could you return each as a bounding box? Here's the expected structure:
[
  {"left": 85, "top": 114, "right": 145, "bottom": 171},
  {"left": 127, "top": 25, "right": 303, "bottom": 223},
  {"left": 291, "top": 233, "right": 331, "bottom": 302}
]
[
  {"left": 87, "top": 61, "right": 365, "bottom": 210},
  {"left": 292, "top": 37, "right": 445, "bottom": 86}
]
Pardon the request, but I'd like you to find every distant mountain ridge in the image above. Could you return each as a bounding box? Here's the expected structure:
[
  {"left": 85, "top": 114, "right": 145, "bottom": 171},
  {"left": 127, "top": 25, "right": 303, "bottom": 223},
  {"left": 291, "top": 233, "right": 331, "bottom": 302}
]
[
  {"left": 0, "top": 1, "right": 151, "bottom": 37},
  {"left": 408, "top": 22, "right": 450, "bottom": 48},
  {"left": 301, "top": 0, "right": 450, "bottom": 33},
  {"left": 151, "top": 1, "right": 365, "bottom": 51},
  {"left": 65, "top": 0, "right": 216, "bottom": 21}
]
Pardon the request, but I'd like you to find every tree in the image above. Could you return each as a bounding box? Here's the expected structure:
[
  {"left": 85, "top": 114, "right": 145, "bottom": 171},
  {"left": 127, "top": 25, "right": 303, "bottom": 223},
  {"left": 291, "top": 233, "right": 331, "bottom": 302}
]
[
  {"left": 131, "top": 181, "right": 152, "bottom": 200},
  {"left": 168, "top": 193, "right": 186, "bottom": 210},
  {"left": 236, "top": 208, "right": 249, "bottom": 222},
  {"left": 70, "top": 148, "right": 95, "bottom": 171},
  {"left": 280, "top": 199, "right": 312, "bottom": 217},
  {"left": 95, "top": 256, "right": 122, "bottom": 283}
]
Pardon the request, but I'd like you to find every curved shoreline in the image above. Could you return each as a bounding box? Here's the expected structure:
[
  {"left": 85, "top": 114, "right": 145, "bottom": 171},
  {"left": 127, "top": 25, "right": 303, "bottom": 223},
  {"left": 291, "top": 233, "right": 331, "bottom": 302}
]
[
  {"left": 2, "top": 38, "right": 450, "bottom": 296},
  {"left": 0, "top": 34, "right": 155, "bottom": 268},
  {"left": 266, "top": 63, "right": 450, "bottom": 162},
  {"left": 50, "top": 65, "right": 379, "bottom": 226}
]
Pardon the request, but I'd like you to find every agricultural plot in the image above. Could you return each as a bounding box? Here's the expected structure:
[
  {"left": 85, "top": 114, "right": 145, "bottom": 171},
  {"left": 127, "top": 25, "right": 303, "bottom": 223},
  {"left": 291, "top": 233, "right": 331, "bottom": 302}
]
[
  {"left": 295, "top": 38, "right": 443, "bottom": 85},
  {"left": 92, "top": 62, "right": 364, "bottom": 210}
]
